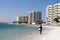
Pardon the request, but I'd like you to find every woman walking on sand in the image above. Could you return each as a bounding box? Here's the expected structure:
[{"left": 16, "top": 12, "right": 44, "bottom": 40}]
[{"left": 39, "top": 24, "right": 42, "bottom": 34}]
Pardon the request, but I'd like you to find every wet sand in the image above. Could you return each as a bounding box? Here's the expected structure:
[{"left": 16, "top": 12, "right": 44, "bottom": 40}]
[{"left": 22, "top": 26, "right": 55, "bottom": 40}]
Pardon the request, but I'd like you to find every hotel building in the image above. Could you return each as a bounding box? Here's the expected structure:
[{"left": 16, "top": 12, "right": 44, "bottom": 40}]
[
  {"left": 46, "top": 3, "right": 60, "bottom": 25},
  {"left": 28, "top": 11, "right": 41, "bottom": 24},
  {"left": 16, "top": 16, "right": 28, "bottom": 23},
  {"left": 22, "top": 16, "right": 28, "bottom": 23},
  {"left": 46, "top": 5, "right": 53, "bottom": 25},
  {"left": 16, "top": 16, "right": 22, "bottom": 23}
]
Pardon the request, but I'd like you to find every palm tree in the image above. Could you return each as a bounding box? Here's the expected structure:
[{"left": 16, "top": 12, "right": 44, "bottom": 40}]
[{"left": 54, "top": 16, "right": 59, "bottom": 23}]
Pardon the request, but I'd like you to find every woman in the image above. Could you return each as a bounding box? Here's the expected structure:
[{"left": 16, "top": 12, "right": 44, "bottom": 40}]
[{"left": 39, "top": 24, "right": 42, "bottom": 34}]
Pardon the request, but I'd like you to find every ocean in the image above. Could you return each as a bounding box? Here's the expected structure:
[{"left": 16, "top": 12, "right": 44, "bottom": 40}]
[{"left": 0, "top": 23, "right": 38, "bottom": 40}]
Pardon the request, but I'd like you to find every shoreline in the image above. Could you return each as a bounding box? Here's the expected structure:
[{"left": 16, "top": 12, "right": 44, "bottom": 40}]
[
  {"left": 21, "top": 26, "right": 55, "bottom": 40},
  {"left": 1, "top": 23, "right": 59, "bottom": 40},
  {"left": 7, "top": 22, "right": 40, "bottom": 27},
  {"left": 23, "top": 26, "right": 60, "bottom": 40}
]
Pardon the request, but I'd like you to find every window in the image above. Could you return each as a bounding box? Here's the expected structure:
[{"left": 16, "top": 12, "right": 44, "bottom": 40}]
[
  {"left": 58, "top": 6, "right": 60, "bottom": 8},
  {"left": 58, "top": 14, "right": 60, "bottom": 16}
]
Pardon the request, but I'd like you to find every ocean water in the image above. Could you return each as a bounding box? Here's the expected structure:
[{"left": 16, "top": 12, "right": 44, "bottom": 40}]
[{"left": 0, "top": 23, "right": 38, "bottom": 40}]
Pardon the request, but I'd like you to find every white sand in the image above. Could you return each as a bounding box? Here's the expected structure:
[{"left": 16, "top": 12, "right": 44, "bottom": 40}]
[
  {"left": 22, "top": 26, "right": 60, "bottom": 40},
  {"left": 42, "top": 27, "right": 60, "bottom": 40}
]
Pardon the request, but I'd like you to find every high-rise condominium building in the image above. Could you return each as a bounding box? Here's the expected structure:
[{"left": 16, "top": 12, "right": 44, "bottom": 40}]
[
  {"left": 16, "top": 16, "right": 22, "bottom": 23},
  {"left": 46, "top": 3, "right": 60, "bottom": 25},
  {"left": 16, "top": 16, "right": 28, "bottom": 23},
  {"left": 28, "top": 11, "right": 41, "bottom": 24},
  {"left": 46, "top": 5, "right": 53, "bottom": 25},
  {"left": 22, "top": 16, "right": 28, "bottom": 23}
]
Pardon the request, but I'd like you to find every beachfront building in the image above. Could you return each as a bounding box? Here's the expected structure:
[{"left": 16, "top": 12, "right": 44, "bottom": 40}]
[
  {"left": 53, "top": 3, "right": 60, "bottom": 21},
  {"left": 46, "top": 3, "right": 60, "bottom": 25},
  {"left": 16, "top": 16, "right": 22, "bottom": 23},
  {"left": 16, "top": 16, "right": 28, "bottom": 23},
  {"left": 28, "top": 11, "right": 41, "bottom": 24},
  {"left": 22, "top": 16, "right": 28, "bottom": 23},
  {"left": 46, "top": 5, "right": 53, "bottom": 25}
]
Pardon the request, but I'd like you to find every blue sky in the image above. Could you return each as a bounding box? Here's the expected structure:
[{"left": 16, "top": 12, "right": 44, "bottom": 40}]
[{"left": 0, "top": 0, "right": 60, "bottom": 22}]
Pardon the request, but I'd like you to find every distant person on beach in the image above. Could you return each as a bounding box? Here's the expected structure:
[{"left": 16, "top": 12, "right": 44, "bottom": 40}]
[{"left": 39, "top": 24, "right": 42, "bottom": 34}]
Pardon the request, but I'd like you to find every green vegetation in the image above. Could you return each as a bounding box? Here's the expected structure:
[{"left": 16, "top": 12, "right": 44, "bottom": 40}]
[{"left": 54, "top": 16, "right": 60, "bottom": 23}]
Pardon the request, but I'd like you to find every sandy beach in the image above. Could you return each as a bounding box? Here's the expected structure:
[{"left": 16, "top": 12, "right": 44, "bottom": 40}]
[
  {"left": 22, "top": 26, "right": 60, "bottom": 40},
  {"left": 6, "top": 23, "right": 60, "bottom": 40}
]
